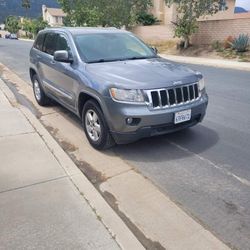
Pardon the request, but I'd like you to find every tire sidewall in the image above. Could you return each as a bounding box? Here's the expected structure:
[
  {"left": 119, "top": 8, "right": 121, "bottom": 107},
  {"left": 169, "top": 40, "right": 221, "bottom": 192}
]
[
  {"left": 32, "top": 75, "right": 47, "bottom": 106},
  {"left": 82, "top": 100, "right": 110, "bottom": 150}
]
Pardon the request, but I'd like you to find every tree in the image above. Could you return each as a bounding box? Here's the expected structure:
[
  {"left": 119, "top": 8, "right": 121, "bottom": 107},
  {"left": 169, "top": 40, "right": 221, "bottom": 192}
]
[
  {"left": 22, "top": 18, "right": 32, "bottom": 37},
  {"left": 58, "top": 0, "right": 152, "bottom": 28},
  {"left": 165, "top": 0, "right": 221, "bottom": 48},
  {"left": 31, "top": 17, "right": 49, "bottom": 36},
  {"left": 22, "top": 17, "right": 49, "bottom": 38},
  {"left": 5, "top": 16, "right": 20, "bottom": 34},
  {"left": 21, "top": 0, "right": 31, "bottom": 17}
]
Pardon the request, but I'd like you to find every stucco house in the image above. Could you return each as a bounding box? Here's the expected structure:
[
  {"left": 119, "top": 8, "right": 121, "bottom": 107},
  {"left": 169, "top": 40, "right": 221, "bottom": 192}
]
[
  {"left": 133, "top": 0, "right": 250, "bottom": 44},
  {"left": 42, "top": 5, "right": 66, "bottom": 27}
]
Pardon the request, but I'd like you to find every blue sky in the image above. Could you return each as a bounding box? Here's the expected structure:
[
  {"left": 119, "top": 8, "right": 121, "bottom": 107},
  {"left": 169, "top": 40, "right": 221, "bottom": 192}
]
[{"left": 235, "top": 0, "right": 250, "bottom": 11}]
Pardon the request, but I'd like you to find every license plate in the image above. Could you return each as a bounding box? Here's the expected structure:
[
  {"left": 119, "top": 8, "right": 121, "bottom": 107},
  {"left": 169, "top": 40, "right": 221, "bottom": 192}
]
[{"left": 174, "top": 109, "right": 191, "bottom": 124}]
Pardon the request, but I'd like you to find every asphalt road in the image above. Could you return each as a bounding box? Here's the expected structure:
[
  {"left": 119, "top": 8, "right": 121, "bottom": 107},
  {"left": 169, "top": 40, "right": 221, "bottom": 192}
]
[{"left": 1, "top": 38, "right": 250, "bottom": 250}]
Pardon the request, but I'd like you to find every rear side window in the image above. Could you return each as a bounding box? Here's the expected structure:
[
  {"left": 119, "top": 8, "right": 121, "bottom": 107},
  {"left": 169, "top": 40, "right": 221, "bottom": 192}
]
[
  {"left": 34, "top": 33, "right": 45, "bottom": 51},
  {"left": 56, "top": 34, "right": 71, "bottom": 52},
  {"left": 43, "top": 33, "right": 57, "bottom": 55}
]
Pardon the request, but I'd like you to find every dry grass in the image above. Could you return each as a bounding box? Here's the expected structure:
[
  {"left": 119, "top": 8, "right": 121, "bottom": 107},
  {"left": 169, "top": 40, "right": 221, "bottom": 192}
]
[
  {"left": 146, "top": 40, "right": 177, "bottom": 53},
  {"left": 147, "top": 39, "right": 250, "bottom": 62}
]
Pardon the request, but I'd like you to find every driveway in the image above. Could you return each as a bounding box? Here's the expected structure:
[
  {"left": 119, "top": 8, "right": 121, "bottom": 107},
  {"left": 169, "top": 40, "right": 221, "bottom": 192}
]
[{"left": 1, "top": 38, "right": 250, "bottom": 250}]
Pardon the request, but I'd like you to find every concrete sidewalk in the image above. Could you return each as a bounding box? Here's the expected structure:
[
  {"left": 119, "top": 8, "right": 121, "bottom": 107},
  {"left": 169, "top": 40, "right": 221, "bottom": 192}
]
[
  {"left": 0, "top": 80, "right": 143, "bottom": 250},
  {"left": 161, "top": 54, "right": 250, "bottom": 71}
]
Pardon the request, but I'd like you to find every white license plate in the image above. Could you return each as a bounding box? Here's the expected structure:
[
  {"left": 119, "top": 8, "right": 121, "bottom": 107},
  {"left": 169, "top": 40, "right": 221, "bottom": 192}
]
[{"left": 174, "top": 109, "right": 191, "bottom": 124}]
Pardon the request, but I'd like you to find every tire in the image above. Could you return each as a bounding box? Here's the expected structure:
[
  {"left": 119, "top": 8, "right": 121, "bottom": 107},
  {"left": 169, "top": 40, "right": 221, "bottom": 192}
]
[
  {"left": 32, "top": 74, "right": 51, "bottom": 106},
  {"left": 82, "top": 100, "right": 115, "bottom": 150}
]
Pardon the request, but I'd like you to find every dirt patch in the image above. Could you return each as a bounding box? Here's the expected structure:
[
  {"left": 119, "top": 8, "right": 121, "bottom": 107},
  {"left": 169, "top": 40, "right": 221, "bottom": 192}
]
[
  {"left": 147, "top": 40, "right": 177, "bottom": 53},
  {"left": 60, "top": 140, "right": 78, "bottom": 153},
  {"left": 44, "top": 126, "right": 78, "bottom": 153},
  {"left": 147, "top": 41, "right": 250, "bottom": 62},
  {"left": 103, "top": 191, "right": 166, "bottom": 250},
  {"left": 45, "top": 125, "right": 59, "bottom": 136},
  {"left": 70, "top": 154, "right": 106, "bottom": 185}
]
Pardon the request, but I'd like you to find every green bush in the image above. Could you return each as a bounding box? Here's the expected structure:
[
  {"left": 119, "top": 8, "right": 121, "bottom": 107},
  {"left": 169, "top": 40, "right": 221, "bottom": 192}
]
[
  {"left": 231, "top": 34, "right": 249, "bottom": 53},
  {"left": 212, "top": 40, "right": 223, "bottom": 51},
  {"left": 136, "top": 12, "right": 158, "bottom": 26}
]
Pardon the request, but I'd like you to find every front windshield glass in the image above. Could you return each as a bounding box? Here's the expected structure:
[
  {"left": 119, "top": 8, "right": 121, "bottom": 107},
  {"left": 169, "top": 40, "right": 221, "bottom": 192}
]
[{"left": 74, "top": 32, "right": 156, "bottom": 63}]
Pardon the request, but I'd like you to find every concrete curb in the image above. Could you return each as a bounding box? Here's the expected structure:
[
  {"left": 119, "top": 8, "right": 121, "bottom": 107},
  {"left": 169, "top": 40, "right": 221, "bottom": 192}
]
[
  {"left": 160, "top": 54, "right": 250, "bottom": 71},
  {"left": 0, "top": 78, "right": 145, "bottom": 250}
]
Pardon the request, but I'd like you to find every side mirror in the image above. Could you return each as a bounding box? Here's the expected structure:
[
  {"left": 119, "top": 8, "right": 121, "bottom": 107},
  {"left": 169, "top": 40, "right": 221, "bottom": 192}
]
[
  {"left": 54, "top": 50, "right": 73, "bottom": 63},
  {"left": 151, "top": 46, "right": 158, "bottom": 54}
]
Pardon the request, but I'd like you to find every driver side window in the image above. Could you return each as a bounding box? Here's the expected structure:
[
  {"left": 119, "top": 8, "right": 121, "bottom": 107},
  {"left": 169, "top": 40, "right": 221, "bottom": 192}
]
[{"left": 56, "top": 34, "right": 71, "bottom": 52}]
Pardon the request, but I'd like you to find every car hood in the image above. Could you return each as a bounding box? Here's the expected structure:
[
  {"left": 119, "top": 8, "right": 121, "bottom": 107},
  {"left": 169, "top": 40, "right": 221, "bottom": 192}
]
[{"left": 85, "top": 57, "right": 201, "bottom": 89}]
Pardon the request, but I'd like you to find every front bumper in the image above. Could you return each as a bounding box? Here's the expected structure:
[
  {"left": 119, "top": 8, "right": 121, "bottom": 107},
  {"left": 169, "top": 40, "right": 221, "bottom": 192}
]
[{"left": 103, "top": 94, "right": 208, "bottom": 144}]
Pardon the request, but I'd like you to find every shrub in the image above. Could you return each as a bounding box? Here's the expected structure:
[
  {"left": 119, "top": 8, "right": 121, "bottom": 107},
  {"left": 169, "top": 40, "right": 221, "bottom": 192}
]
[
  {"left": 136, "top": 12, "right": 158, "bottom": 26},
  {"left": 212, "top": 40, "right": 222, "bottom": 51},
  {"left": 223, "top": 36, "right": 234, "bottom": 49},
  {"left": 231, "top": 34, "right": 249, "bottom": 53}
]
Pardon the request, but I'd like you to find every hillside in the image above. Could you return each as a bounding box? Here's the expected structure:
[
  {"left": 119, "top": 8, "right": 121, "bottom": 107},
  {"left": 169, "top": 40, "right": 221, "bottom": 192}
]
[{"left": 0, "top": 0, "right": 60, "bottom": 23}]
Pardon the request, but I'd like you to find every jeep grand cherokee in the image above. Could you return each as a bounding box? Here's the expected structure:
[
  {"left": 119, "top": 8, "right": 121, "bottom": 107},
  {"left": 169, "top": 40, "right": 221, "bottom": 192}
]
[{"left": 29, "top": 27, "right": 208, "bottom": 150}]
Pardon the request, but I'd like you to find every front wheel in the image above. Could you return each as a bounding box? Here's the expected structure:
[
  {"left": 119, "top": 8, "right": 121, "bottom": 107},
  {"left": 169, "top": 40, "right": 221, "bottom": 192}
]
[
  {"left": 82, "top": 100, "right": 115, "bottom": 150},
  {"left": 32, "top": 75, "right": 51, "bottom": 106}
]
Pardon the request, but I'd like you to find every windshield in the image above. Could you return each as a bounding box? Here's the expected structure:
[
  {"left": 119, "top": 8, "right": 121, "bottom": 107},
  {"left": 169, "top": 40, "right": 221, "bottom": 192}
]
[{"left": 74, "top": 32, "right": 157, "bottom": 63}]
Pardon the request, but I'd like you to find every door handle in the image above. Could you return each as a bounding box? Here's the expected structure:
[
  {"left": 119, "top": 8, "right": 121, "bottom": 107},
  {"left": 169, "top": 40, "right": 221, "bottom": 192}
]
[{"left": 50, "top": 60, "right": 56, "bottom": 65}]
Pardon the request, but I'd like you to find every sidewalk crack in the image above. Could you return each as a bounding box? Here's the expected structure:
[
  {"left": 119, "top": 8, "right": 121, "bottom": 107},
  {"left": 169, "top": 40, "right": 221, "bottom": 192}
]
[
  {"left": 0, "top": 131, "right": 35, "bottom": 138},
  {"left": 0, "top": 175, "right": 67, "bottom": 195}
]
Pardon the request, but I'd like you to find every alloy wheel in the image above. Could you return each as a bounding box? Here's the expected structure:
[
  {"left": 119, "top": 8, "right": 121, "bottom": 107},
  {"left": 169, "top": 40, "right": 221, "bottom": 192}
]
[
  {"left": 85, "top": 109, "right": 101, "bottom": 142},
  {"left": 34, "top": 80, "right": 41, "bottom": 101}
]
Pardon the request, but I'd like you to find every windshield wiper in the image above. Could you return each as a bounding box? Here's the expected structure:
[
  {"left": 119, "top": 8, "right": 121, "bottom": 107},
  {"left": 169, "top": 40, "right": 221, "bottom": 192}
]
[
  {"left": 88, "top": 56, "right": 158, "bottom": 63},
  {"left": 125, "top": 56, "right": 158, "bottom": 61},
  {"left": 88, "top": 58, "right": 122, "bottom": 64}
]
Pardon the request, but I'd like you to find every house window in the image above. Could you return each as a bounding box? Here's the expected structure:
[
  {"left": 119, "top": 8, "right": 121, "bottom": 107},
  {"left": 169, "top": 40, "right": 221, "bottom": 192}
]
[
  {"left": 219, "top": 0, "right": 227, "bottom": 11},
  {"left": 55, "top": 16, "right": 59, "bottom": 23}
]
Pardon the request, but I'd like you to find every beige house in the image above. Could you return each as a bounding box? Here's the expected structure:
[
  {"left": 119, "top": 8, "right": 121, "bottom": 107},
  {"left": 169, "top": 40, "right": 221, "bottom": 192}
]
[
  {"left": 42, "top": 5, "right": 66, "bottom": 27},
  {"left": 133, "top": 0, "right": 250, "bottom": 44}
]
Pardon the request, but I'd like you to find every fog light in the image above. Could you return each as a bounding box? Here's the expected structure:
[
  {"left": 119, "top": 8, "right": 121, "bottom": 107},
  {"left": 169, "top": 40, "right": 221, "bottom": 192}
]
[
  {"left": 126, "top": 117, "right": 133, "bottom": 124},
  {"left": 126, "top": 117, "right": 141, "bottom": 126}
]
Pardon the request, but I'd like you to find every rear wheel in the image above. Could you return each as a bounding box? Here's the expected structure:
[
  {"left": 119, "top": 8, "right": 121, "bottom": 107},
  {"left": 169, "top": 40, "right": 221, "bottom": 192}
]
[
  {"left": 32, "top": 74, "right": 51, "bottom": 106},
  {"left": 82, "top": 100, "right": 115, "bottom": 150}
]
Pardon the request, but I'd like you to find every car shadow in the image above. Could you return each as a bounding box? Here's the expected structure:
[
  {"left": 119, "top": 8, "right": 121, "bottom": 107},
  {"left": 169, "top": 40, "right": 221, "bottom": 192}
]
[
  {"left": 113, "top": 123, "right": 219, "bottom": 163},
  {"left": 51, "top": 102, "right": 83, "bottom": 127},
  {"left": 48, "top": 102, "right": 218, "bottom": 163}
]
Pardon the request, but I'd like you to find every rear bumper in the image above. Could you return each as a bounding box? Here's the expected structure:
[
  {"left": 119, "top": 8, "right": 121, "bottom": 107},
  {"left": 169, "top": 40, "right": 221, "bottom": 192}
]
[{"left": 107, "top": 94, "right": 208, "bottom": 144}]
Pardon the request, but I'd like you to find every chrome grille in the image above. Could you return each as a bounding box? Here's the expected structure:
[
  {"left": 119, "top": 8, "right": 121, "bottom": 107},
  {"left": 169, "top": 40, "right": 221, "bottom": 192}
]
[{"left": 146, "top": 83, "right": 200, "bottom": 109}]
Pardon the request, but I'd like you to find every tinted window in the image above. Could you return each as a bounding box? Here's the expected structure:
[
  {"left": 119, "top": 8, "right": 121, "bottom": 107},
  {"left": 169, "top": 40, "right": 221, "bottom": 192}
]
[
  {"left": 74, "top": 33, "right": 156, "bottom": 63},
  {"left": 34, "top": 33, "right": 45, "bottom": 51},
  {"left": 56, "top": 34, "right": 71, "bottom": 52},
  {"left": 43, "top": 33, "right": 57, "bottom": 55}
]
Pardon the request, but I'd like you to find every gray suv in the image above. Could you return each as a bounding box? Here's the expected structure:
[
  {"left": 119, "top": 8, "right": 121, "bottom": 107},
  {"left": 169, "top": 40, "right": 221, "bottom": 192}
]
[{"left": 30, "top": 27, "right": 208, "bottom": 150}]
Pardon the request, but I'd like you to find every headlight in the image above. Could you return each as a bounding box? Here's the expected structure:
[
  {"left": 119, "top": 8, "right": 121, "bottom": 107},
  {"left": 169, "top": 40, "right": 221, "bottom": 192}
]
[
  {"left": 198, "top": 78, "right": 205, "bottom": 91},
  {"left": 110, "top": 88, "right": 145, "bottom": 103}
]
